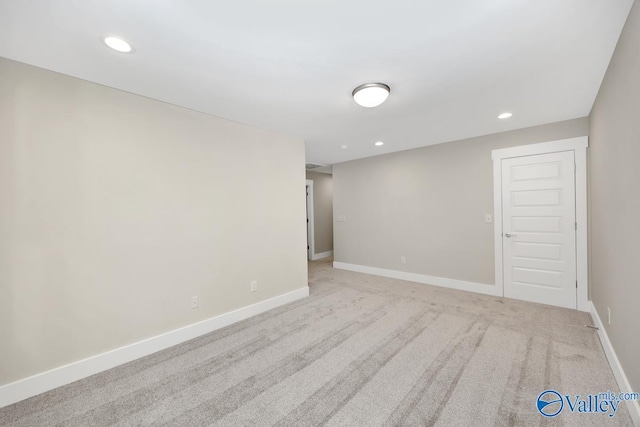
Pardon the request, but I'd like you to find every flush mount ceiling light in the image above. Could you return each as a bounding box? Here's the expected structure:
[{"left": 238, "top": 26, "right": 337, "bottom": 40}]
[
  {"left": 374, "top": 141, "right": 384, "bottom": 146},
  {"left": 498, "top": 112, "right": 513, "bottom": 119},
  {"left": 340, "top": 145, "right": 348, "bottom": 149},
  {"left": 102, "top": 35, "right": 134, "bottom": 53},
  {"left": 352, "top": 83, "right": 390, "bottom": 108}
]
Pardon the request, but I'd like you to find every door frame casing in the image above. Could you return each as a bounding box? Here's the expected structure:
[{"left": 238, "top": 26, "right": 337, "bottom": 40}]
[
  {"left": 491, "top": 136, "right": 588, "bottom": 311},
  {"left": 306, "top": 179, "right": 315, "bottom": 260}
]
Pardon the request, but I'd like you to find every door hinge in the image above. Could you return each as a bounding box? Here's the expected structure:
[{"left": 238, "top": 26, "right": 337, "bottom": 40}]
[
  {"left": 575, "top": 222, "right": 577, "bottom": 230},
  {"left": 576, "top": 280, "right": 578, "bottom": 288}
]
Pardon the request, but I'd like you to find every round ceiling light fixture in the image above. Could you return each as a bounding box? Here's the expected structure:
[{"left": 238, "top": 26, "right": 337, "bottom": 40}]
[
  {"left": 374, "top": 141, "right": 384, "bottom": 146},
  {"left": 352, "top": 83, "right": 390, "bottom": 108},
  {"left": 498, "top": 112, "right": 513, "bottom": 119},
  {"left": 102, "top": 35, "right": 134, "bottom": 53}
]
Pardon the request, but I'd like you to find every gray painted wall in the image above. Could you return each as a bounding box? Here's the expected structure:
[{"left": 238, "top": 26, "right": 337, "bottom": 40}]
[
  {"left": 333, "top": 118, "right": 588, "bottom": 288},
  {"left": 0, "top": 58, "right": 307, "bottom": 385},
  {"left": 306, "top": 171, "right": 334, "bottom": 254},
  {"left": 589, "top": 0, "right": 640, "bottom": 393}
]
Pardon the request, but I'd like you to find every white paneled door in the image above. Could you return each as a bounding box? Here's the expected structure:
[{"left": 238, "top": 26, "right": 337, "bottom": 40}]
[{"left": 501, "top": 151, "right": 577, "bottom": 309}]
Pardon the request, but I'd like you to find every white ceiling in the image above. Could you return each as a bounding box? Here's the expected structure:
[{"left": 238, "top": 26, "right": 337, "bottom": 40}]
[{"left": 0, "top": 0, "right": 634, "bottom": 165}]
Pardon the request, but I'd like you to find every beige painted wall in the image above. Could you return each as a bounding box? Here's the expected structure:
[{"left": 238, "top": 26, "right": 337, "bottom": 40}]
[
  {"left": 306, "top": 171, "right": 333, "bottom": 254},
  {"left": 0, "top": 58, "right": 307, "bottom": 386},
  {"left": 589, "top": 1, "right": 640, "bottom": 393},
  {"left": 333, "top": 118, "right": 588, "bottom": 287}
]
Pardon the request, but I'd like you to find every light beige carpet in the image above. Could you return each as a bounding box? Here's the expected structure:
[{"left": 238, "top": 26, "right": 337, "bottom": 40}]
[{"left": 0, "top": 258, "right": 633, "bottom": 426}]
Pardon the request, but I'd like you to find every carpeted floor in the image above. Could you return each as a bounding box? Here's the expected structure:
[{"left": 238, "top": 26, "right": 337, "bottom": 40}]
[{"left": 0, "top": 259, "right": 633, "bottom": 426}]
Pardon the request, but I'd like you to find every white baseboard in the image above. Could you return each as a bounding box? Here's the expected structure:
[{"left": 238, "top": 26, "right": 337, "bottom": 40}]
[
  {"left": 312, "top": 250, "right": 333, "bottom": 261},
  {"left": 333, "top": 262, "right": 497, "bottom": 297},
  {"left": 0, "top": 286, "right": 309, "bottom": 409},
  {"left": 589, "top": 301, "right": 640, "bottom": 425}
]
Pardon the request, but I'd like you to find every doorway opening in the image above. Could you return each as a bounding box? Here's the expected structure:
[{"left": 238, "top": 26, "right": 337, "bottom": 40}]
[
  {"left": 305, "top": 170, "right": 334, "bottom": 261},
  {"left": 306, "top": 180, "right": 314, "bottom": 260}
]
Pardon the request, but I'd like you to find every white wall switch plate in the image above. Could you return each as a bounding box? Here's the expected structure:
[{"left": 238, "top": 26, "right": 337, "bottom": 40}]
[{"left": 191, "top": 296, "right": 199, "bottom": 309}]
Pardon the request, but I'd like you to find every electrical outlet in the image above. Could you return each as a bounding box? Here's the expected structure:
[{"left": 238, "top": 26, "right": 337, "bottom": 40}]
[
  {"left": 607, "top": 307, "right": 611, "bottom": 325},
  {"left": 485, "top": 214, "right": 493, "bottom": 223},
  {"left": 400, "top": 256, "right": 406, "bottom": 264},
  {"left": 191, "top": 296, "right": 199, "bottom": 309},
  {"left": 251, "top": 280, "right": 258, "bottom": 292}
]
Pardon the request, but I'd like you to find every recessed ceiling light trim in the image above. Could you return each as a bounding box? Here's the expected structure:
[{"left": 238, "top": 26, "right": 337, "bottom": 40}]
[
  {"left": 352, "top": 83, "right": 390, "bottom": 108},
  {"left": 374, "top": 141, "right": 384, "bottom": 146},
  {"left": 498, "top": 112, "right": 513, "bottom": 119},
  {"left": 101, "top": 35, "right": 135, "bottom": 53}
]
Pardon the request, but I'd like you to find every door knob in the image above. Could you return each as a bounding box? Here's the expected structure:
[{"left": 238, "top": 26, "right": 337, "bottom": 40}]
[{"left": 505, "top": 233, "right": 516, "bottom": 238}]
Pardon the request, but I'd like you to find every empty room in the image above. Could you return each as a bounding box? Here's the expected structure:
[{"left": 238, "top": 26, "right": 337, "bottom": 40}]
[{"left": 1, "top": 1, "right": 639, "bottom": 426}]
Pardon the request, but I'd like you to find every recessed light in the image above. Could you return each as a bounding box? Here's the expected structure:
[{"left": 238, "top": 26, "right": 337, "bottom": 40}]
[
  {"left": 102, "top": 36, "right": 134, "bottom": 53},
  {"left": 498, "top": 112, "right": 513, "bottom": 119},
  {"left": 352, "top": 83, "right": 390, "bottom": 108},
  {"left": 374, "top": 141, "right": 384, "bottom": 146},
  {"left": 340, "top": 145, "right": 348, "bottom": 150}
]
